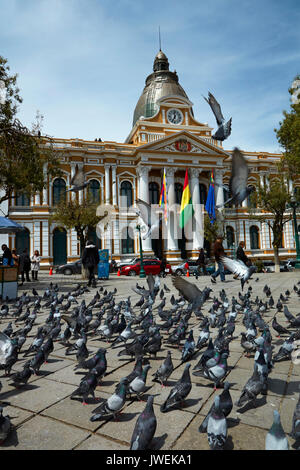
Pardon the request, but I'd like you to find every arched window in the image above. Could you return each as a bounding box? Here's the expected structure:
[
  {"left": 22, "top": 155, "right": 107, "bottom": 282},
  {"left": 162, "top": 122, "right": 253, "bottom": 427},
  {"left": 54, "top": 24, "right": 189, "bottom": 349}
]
[
  {"left": 175, "top": 183, "right": 183, "bottom": 204},
  {"left": 121, "top": 227, "right": 134, "bottom": 254},
  {"left": 199, "top": 184, "right": 207, "bottom": 205},
  {"left": 88, "top": 179, "right": 100, "bottom": 204},
  {"left": 149, "top": 182, "right": 159, "bottom": 204},
  {"left": 120, "top": 181, "right": 133, "bottom": 208},
  {"left": 15, "top": 193, "right": 30, "bottom": 206},
  {"left": 53, "top": 178, "right": 66, "bottom": 206},
  {"left": 250, "top": 226, "right": 260, "bottom": 249},
  {"left": 16, "top": 228, "right": 30, "bottom": 255},
  {"left": 226, "top": 226, "right": 235, "bottom": 248},
  {"left": 247, "top": 185, "right": 257, "bottom": 208}
]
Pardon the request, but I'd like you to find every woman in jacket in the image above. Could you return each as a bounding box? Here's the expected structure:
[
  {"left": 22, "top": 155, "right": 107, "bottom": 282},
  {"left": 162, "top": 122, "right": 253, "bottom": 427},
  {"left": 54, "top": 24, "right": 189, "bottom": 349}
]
[{"left": 31, "top": 250, "right": 41, "bottom": 281}]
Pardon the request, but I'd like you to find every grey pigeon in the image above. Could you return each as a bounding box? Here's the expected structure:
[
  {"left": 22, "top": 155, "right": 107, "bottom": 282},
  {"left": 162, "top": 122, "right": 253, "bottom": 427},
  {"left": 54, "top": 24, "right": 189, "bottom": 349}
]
[
  {"left": 236, "top": 364, "right": 264, "bottom": 408},
  {"left": 221, "top": 256, "right": 256, "bottom": 291},
  {"left": 152, "top": 350, "right": 174, "bottom": 386},
  {"left": 199, "top": 381, "right": 233, "bottom": 433},
  {"left": 66, "top": 164, "right": 88, "bottom": 192},
  {"left": 160, "top": 363, "right": 192, "bottom": 413},
  {"left": 130, "top": 395, "right": 157, "bottom": 450},
  {"left": 128, "top": 364, "right": 151, "bottom": 400},
  {"left": 71, "top": 368, "right": 100, "bottom": 405},
  {"left": 265, "top": 410, "right": 289, "bottom": 450},
  {"left": 273, "top": 336, "right": 294, "bottom": 362},
  {"left": 0, "top": 406, "right": 11, "bottom": 444},
  {"left": 291, "top": 391, "right": 300, "bottom": 442},
  {"left": 90, "top": 378, "right": 128, "bottom": 420},
  {"left": 10, "top": 360, "right": 32, "bottom": 387},
  {"left": 204, "top": 91, "right": 232, "bottom": 142},
  {"left": 207, "top": 395, "right": 227, "bottom": 450}
]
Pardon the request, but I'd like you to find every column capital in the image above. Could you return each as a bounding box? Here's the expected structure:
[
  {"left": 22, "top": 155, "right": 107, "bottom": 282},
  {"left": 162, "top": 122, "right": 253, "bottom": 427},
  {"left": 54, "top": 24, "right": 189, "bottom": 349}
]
[
  {"left": 104, "top": 163, "right": 111, "bottom": 169},
  {"left": 136, "top": 165, "right": 151, "bottom": 178},
  {"left": 165, "top": 167, "right": 177, "bottom": 178},
  {"left": 189, "top": 168, "right": 202, "bottom": 179},
  {"left": 214, "top": 168, "right": 225, "bottom": 180}
]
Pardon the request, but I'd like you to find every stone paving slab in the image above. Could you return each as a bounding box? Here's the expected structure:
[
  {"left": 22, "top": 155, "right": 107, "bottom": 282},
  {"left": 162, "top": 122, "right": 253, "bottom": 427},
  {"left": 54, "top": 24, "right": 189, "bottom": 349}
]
[{"left": 0, "top": 272, "right": 299, "bottom": 450}]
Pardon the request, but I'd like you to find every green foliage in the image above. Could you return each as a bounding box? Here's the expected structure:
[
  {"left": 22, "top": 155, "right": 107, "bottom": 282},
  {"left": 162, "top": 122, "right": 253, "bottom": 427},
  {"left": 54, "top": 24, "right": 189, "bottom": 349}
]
[
  {"left": 0, "top": 55, "right": 62, "bottom": 210},
  {"left": 275, "top": 75, "right": 300, "bottom": 176},
  {"left": 204, "top": 209, "right": 224, "bottom": 243},
  {"left": 50, "top": 197, "right": 103, "bottom": 253}
]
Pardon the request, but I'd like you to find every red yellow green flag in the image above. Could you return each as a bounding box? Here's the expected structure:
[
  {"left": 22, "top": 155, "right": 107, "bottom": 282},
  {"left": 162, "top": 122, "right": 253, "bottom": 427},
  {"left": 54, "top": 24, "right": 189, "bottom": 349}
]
[{"left": 180, "top": 169, "right": 193, "bottom": 228}]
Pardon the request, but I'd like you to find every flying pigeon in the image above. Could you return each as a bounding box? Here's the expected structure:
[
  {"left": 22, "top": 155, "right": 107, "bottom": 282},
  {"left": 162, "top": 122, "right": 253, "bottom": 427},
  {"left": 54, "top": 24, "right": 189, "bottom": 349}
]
[
  {"left": 265, "top": 410, "right": 289, "bottom": 450},
  {"left": 216, "top": 148, "right": 255, "bottom": 208},
  {"left": 203, "top": 91, "right": 232, "bottom": 142},
  {"left": 220, "top": 256, "right": 257, "bottom": 291},
  {"left": 66, "top": 164, "right": 88, "bottom": 192},
  {"left": 130, "top": 395, "right": 157, "bottom": 450}
]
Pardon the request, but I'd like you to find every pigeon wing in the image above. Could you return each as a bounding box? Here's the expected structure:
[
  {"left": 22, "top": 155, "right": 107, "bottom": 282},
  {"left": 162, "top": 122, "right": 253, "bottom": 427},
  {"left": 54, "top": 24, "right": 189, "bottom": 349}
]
[
  {"left": 172, "top": 277, "right": 202, "bottom": 304},
  {"left": 135, "top": 199, "right": 152, "bottom": 228},
  {"left": 229, "top": 148, "right": 249, "bottom": 203},
  {"left": 221, "top": 256, "right": 248, "bottom": 279},
  {"left": 204, "top": 92, "right": 225, "bottom": 126},
  {"left": 70, "top": 165, "right": 85, "bottom": 187},
  {"left": 0, "top": 332, "right": 13, "bottom": 365}
]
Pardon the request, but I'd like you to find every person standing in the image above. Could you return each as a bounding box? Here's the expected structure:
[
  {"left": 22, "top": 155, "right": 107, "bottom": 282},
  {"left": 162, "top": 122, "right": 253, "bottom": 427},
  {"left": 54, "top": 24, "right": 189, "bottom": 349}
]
[
  {"left": 211, "top": 236, "right": 226, "bottom": 283},
  {"left": 160, "top": 257, "right": 167, "bottom": 277},
  {"left": 82, "top": 240, "right": 100, "bottom": 287},
  {"left": 2, "top": 244, "right": 14, "bottom": 266},
  {"left": 19, "top": 248, "right": 31, "bottom": 285},
  {"left": 196, "top": 248, "right": 207, "bottom": 276},
  {"left": 31, "top": 250, "right": 41, "bottom": 281}
]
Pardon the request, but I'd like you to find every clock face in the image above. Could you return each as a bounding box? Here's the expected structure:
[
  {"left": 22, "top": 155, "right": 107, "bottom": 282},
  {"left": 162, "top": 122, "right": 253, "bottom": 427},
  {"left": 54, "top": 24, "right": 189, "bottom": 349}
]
[{"left": 167, "top": 108, "right": 183, "bottom": 125}]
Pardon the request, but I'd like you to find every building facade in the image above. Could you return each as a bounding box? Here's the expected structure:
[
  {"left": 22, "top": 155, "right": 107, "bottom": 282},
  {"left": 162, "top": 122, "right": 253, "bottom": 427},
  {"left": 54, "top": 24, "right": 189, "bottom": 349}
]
[{"left": 1, "top": 50, "right": 299, "bottom": 268}]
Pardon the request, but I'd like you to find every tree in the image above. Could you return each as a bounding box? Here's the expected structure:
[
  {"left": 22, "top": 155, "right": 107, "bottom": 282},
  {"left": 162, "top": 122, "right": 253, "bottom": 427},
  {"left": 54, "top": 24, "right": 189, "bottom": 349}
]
[
  {"left": 0, "top": 56, "right": 62, "bottom": 213},
  {"left": 249, "top": 176, "right": 293, "bottom": 272},
  {"left": 50, "top": 198, "right": 103, "bottom": 255},
  {"left": 275, "top": 75, "right": 300, "bottom": 176}
]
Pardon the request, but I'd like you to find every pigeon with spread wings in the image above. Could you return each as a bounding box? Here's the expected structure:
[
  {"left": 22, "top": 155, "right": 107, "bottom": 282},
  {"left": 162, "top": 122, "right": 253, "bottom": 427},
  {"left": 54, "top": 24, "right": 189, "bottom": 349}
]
[
  {"left": 203, "top": 92, "right": 232, "bottom": 142},
  {"left": 217, "top": 148, "right": 255, "bottom": 208},
  {"left": 221, "top": 256, "right": 257, "bottom": 291},
  {"left": 66, "top": 164, "right": 89, "bottom": 192},
  {"left": 134, "top": 198, "right": 160, "bottom": 240}
]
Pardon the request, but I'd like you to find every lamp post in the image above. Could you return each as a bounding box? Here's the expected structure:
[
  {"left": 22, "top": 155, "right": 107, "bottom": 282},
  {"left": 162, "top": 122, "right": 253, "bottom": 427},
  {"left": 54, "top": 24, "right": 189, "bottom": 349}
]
[
  {"left": 290, "top": 195, "right": 300, "bottom": 270},
  {"left": 136, "top": 224, "right": 146, "bottom": 278}
]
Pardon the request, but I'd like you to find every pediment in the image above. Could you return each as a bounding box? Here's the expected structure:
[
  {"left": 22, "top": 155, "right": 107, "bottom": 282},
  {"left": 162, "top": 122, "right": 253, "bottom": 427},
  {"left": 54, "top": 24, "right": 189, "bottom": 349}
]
[{"left": 136, "top": 131, "right": 230, "bottom": 157}]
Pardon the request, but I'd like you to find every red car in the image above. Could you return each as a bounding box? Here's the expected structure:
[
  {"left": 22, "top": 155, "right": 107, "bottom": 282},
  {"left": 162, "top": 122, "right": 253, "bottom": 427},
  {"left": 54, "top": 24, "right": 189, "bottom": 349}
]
[{"left": 120, "top": 259, "right": 173, "bottom": 276}]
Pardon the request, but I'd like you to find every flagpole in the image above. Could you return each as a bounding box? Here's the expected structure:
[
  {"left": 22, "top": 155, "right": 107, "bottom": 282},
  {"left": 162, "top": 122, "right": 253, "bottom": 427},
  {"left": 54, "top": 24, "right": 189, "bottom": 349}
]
[{"left": 136, "top": 224, "right": 146, "bottom": 278}]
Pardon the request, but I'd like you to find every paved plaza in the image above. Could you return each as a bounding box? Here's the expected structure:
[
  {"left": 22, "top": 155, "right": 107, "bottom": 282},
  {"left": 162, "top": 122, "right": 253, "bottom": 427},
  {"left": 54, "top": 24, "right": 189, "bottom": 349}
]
[{"left": 0, "top": 271, "right": 300, "bottom": 450}]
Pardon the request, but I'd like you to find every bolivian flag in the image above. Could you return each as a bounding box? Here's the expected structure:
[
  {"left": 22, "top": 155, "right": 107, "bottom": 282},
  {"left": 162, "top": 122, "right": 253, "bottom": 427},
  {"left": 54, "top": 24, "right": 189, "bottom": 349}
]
[
  {"left": 180, "top": 169, "right": 193, "bottom": 228},
  {"left": 159, "top": 168, "right": 168, "bottom": 223}
]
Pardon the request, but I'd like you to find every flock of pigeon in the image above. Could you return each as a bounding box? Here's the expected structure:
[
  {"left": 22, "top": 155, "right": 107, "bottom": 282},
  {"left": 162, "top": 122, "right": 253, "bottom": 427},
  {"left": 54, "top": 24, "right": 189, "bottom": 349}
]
[{"left": 0, "top": 274, "right": 300, "bottom": 450}]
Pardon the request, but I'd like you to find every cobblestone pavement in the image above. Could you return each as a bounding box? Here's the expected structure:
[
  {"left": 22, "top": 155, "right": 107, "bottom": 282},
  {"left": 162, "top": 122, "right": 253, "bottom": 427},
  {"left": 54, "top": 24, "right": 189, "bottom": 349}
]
[{"left": 0, "top": 271, "right": 300, "bottom": 450}]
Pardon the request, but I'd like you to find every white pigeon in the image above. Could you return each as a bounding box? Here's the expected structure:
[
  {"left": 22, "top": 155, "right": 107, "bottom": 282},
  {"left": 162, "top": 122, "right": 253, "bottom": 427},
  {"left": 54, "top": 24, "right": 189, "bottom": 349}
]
[
  {"left": 221, "top": 256, "right": 257, "bottom": 291},
  {"left": 0, "top": 332, "right": 14, "bottom": 366}
]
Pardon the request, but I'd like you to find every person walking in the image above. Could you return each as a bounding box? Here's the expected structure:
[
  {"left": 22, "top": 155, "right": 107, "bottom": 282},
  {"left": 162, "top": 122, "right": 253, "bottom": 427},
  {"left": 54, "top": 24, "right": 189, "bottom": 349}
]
[
  {"left": 236, "top": 241, "right": 251, "bottom": 266},
  {"left": 31, "top": 250, "right": 41, "bottom": 281},
  {"left": 211, "top": 236, "right": 226, "bottom": 284},
  {"left": 196, "top": 248, "right": 207, "bottom": 276},
  {"left": 19, "top": 248, "right": 31, "bottom": 285},
  {"left": 1, "top": 244, "right": 13, "bottom": 266},
  {"left": 82, "top": 240, "right": 100, "bottom": 287}
]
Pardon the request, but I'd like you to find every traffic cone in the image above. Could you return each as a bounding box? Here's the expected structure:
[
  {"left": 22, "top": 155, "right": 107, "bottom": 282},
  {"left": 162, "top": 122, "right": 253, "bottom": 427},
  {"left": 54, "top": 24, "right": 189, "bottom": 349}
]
[
  {"left": 186, "top": 269, "right": 190, "bottom": 277},
  {"left": 49, "top": 267, "right": 53, "bottom": 276},
  {"left": 117, "top": 268, "right": 121, "bottom": 277}
]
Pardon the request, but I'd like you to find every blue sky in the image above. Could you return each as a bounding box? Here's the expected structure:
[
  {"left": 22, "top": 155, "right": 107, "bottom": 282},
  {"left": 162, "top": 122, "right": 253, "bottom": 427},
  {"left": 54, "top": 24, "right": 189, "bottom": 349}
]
[{"left": 1, "top": 0, "right": 300, "bottom": 152}]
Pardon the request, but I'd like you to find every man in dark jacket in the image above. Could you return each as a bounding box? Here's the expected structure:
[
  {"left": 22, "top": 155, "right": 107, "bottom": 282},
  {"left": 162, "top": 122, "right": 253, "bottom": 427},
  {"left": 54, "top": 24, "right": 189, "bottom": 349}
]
[
  {"left": 1, "top": 244, "right": 13, "bottom": 266},
  {"left": 236, "top": 241, "right": 251, "bottom": 266},
  {"left": 19, "top": 248, "right": 31, "bottom": 284},
  {"left": 82, "top": 241, "right": 100, "bottom": 287},
  {"left": 211, "top": 236, "right": 226, "bottom": 283}
]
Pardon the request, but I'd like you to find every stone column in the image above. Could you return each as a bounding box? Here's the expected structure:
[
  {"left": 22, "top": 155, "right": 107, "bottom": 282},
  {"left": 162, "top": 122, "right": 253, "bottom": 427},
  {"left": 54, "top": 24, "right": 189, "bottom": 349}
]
[
  {"left": 111, "top": 165, "right": 117, "bottom": 206},
  {"left": 42, "top": 163, "right": 48, "bottom": 205},
  {"left": 104, "top": 164, "right": 111, "bottom": 205},
  {"left": 190, "top": 168, "right": 204, "bottom": 250},
  {"left": 166, "top": 167, "right": 178, "bottom": 251},
  {"left": 136, "top": 166, "right": 152, "bottom": 252},
  {"left": 70, "top": 163, "right": 77, "bottom": 201},
  {"left": 215, "top": 169, "right": 225, "bottom": 208}
]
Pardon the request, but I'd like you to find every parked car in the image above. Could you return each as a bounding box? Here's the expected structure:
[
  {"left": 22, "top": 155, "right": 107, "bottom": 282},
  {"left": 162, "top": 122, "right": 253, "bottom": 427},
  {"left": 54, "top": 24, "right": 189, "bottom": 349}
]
[
  {"left": 120, "top": 259, "right": 172, "bottom": 276},
  {"left": 55, "top": 259, "right": 116, "bottom": 275},
  {"left": 173, "top": 260, "right": 231, "bottom": 276},
  {"left": 56, "top": 260, "right": 82, "bottom": 275},
  {"left": 262, "top": 260, "right": 289, "bottom": 273},
  {"left": 116, "top": 256, "right": 159, "bottom": 269}
]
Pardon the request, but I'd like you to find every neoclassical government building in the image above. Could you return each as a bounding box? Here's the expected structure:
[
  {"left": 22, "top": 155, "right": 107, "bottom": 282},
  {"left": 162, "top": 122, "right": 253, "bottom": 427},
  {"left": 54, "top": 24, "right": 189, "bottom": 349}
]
[{"left": 1, "top": 50, "right": 299, "bottom": 268}]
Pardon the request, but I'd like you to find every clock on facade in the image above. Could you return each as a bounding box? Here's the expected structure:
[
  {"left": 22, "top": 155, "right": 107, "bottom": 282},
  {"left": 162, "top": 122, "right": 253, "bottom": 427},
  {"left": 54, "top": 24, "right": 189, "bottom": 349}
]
[{"left": 167, "top": 108, "right": 183, "bottom": 125}]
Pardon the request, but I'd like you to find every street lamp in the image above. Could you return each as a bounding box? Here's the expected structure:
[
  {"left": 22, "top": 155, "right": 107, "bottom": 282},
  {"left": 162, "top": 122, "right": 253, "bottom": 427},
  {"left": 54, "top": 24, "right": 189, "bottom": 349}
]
[
  {"left": 290, "top": 194, "right": 300, "bottom": 270},
  {"left": 136, "top": 224, "right": 146, "bottom": 278}
]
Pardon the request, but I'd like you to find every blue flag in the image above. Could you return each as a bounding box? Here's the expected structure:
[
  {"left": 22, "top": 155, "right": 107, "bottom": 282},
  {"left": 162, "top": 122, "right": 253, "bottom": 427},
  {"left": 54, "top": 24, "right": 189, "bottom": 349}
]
[{"left": 205, "top": 171, "right": 216, "bottom": 224}]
